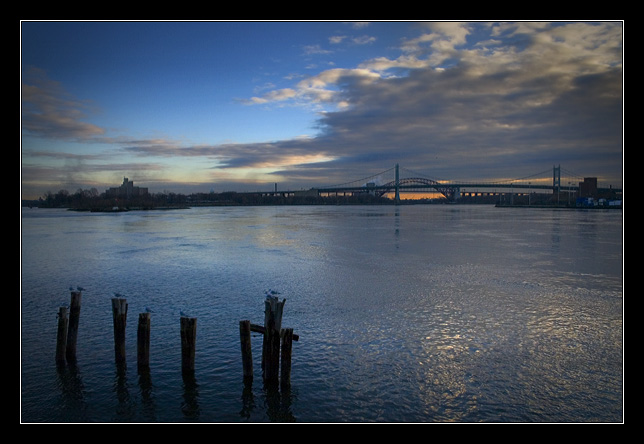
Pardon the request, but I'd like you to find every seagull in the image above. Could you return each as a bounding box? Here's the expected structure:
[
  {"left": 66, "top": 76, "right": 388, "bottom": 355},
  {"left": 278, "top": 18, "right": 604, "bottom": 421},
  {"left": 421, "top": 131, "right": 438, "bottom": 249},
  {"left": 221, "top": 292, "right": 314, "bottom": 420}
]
[
  {"left": 265, "top": 289, "right": 281, "bottom": 300},
  {"left": 113, "top": 292, "right": 125, "bottom": 299},
  {"left": 180, "top": 310, "right": 189, "bottom": 317},
  {"left": 77, "top": 286, "right": 85, "bottom": 292},
  {"left": 145, "top": 307, "right": 154, "bottom": 313},
  {"left": 69, "top": 286, "right": 74, "bottom": 292}
]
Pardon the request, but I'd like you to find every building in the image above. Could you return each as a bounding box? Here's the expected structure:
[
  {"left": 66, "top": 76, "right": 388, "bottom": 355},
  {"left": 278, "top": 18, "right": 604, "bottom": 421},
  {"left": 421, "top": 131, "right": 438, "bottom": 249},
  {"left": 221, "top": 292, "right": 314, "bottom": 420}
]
[
  {"left": 574, "top": 177, "right": 622, "bottom": 208},
  {"left": 106, "top": 177, "right": 148, "bottom": 199},
  {"left": 578, "top": 177, "right": 597, "bottom": 198}
]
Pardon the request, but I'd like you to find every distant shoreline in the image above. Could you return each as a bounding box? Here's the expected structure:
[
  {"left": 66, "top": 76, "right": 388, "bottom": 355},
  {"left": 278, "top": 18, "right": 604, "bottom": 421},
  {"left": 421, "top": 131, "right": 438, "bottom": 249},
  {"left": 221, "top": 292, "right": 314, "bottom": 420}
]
[
  {"left": 68, "top": 205, "right": 191, "bottom": 212},
  {"left": 496, "top": 203, "right": 622, "bottom": 210},
  {"left": 22, "top": 200, "right": 623, "bottom": 212}
]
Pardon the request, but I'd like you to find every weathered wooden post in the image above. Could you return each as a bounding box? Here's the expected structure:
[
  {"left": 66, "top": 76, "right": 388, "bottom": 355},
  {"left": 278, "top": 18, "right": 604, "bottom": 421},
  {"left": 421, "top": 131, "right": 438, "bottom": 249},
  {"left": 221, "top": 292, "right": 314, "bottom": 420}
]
[
  {"left": 242, "top": 293, "right": 298, "bottom": 386},
  {"left": 239, "top": 319, "right": 253, "bottom": 383},
  {"left": 55, "top": 306, "right": 68, "bottom": 365},
  {"left": 137, "top": 312, "right": 151, "bottom": 371},
  {"left": 65, "top": 291, "right": 82, "bottom": 363},
  {"left": 111, "top": 298, "right": 128, "bottom": 365},
  {"left": 263, "top": 318, "right": 279, "bottom": 384},
  {"left": 280, "top": 327, "right": 293, "bottom": 389},
  {"left": 262, "top": 297, "right": 285, "bottom": 384},
  {"left": 180, "top": 316, "right": 197, "bottom": 373}
]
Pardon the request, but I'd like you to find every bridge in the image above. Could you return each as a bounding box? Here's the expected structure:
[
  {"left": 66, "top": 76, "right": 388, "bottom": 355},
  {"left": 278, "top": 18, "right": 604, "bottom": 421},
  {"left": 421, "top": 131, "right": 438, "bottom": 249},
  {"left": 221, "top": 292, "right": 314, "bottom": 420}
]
[{"left": 265, "top": 164, "right": 622, "bottom": 204}]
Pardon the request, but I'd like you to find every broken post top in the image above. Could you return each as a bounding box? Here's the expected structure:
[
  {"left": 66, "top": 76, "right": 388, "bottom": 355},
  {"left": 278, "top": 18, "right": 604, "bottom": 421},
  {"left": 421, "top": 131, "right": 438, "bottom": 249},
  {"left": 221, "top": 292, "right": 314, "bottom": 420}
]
[
  {"left": 264, "top": 294, "right": 286, "bottom": 333},
  {"left": 111, "top": 297, "right": 128, "bottom": 315}
]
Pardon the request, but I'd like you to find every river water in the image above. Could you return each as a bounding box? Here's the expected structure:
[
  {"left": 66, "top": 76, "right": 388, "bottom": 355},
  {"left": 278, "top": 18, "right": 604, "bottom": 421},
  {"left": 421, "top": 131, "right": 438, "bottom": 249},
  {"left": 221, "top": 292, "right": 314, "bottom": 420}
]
[{"left": 20, "top": 204, "right": 623, "bottom": 423}]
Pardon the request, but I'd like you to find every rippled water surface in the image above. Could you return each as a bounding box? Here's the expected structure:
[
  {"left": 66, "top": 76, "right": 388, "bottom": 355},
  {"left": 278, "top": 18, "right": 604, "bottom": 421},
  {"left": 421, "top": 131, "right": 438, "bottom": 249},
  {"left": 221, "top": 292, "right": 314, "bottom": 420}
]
[{"left": 20, "top": 205, "right": 623, "bottom": 422}]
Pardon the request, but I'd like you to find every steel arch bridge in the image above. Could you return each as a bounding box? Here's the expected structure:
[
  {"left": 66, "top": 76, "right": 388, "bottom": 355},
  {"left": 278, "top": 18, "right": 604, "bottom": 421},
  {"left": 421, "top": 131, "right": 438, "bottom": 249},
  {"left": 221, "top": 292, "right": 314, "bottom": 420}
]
[
  {"left": 267, "top": 164, "right": 621, "bottom": 203},
  {"left": 375, "top": 177, "right": 456, "bottom": 200}
]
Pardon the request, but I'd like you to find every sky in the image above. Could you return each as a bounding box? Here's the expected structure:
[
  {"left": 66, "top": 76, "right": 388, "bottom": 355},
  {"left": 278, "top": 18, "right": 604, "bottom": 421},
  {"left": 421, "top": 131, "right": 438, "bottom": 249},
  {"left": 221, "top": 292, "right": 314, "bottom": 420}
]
[{"left": 20, "top": 21, "right": 623, "bottom": 199}]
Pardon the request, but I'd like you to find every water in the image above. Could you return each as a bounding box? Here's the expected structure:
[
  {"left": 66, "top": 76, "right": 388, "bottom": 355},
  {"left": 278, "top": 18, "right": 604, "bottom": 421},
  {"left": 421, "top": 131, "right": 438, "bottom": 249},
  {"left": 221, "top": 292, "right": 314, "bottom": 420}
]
[{"left": 20, "top": 205, "right": 623, "bottom": 422}]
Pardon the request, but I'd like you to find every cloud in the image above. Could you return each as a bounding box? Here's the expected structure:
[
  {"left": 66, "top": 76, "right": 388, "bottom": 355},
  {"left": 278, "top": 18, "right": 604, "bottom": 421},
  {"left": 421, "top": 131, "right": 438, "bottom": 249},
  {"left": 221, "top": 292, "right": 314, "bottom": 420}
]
[
  {"left": 241, "top": 88, "right": 298, "bottom": 105},
  {"left": 401, "top": 21, "right": 471, "bottom": 56},
  {"left": 240, "top": 68, "right": 381, "bottom": 110},
  {"left": 330, "top": 35, "right": 376, "bottom": 45},
  {"left": 240, "top": 22, "right": 622, "bottom": 184},
  {"left": 302, "top": 44, "right": 332, "bottom": 55},
  {"left": 351, "top": 22, "right": 370, "bottom": 29},
  {"left": 22, "top": 67, "right": 106, "bottom": 141},
  {"left": 352, "top": 35, "right": 376, "bottom": 45},
  {"left": 295, "top": 68, "right": 381, "bottom": 105},
  {"left": 22, "top": 22, "right": 623, "bottom": 197}
]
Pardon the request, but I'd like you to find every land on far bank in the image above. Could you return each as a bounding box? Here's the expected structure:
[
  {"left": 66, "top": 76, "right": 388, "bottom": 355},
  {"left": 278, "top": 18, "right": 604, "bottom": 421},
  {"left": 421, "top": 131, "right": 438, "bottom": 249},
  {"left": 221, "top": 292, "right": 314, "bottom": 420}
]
[{"left": 21, "top": 187, "right": 622, "bottom": 211}]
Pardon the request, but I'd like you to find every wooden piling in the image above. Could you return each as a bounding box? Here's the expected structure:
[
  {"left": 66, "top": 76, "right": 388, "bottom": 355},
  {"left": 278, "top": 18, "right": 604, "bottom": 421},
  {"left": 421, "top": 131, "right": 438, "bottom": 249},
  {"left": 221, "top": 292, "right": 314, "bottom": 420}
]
[
  {"left": 280, "top": 328, "right": 293, "bottom": 389},
  {"left": 180, "top": 316, "right": 197, "bottom": 373},
  {"left": 242, "top": 296, "right": 298, "bottom": 387},
  {"left": 250, "top": 323, "right": 299, "bottom": 341},
  {"left": 137, "top": 312, "right": 151, "bottom": 370},
  {"left": 264, "top": 298, "right": 285, "bottom": 384},
  {"left": 262, "top": 298, "right": 285, "bottom": 384},
  {"left": 65, "top": 291, "right": 82, "bottom": 363},
  {"left": 264, "top": 297, "right": 285, "bottom": 332},
  {"left": 263, "top": 317, "right": 280, "bottom": 384},
  {"left": 111, "top": 298, "right": 128, "bottom": 365},
  {"left": 239, "top": 320, "right": 253, "bottom": 382},
  {"left": 55, "top": 306, "right": 68, "bottom": 365}
]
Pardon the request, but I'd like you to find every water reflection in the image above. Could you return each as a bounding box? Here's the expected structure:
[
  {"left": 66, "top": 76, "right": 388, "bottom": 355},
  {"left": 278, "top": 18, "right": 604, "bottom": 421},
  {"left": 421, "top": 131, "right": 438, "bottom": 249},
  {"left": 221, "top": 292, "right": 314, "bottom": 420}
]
[
  {"left": 264, "top": 384, "right": 296, "bottom": 422},
  {"left": 23, "top": 206, "right": 622, "bottom": 422},
  {"left": 55, "top": 363, "right": 88, "bottom": 421},
  {"left": 239, "top": 378, "right": 297, "bottom": 422},
  {"left": 394, "top": 210, "right": 400, "bottom": 248},
  {"left": 137, "top": 369, "right": 157, "bottom": 422},
  {"left": 181, "top": 371, "right": 200, "bottom": 421},
  {"left": 239, "top": 381, "right": 255, "bottom": 420},
  {"left": 113, "top": 363, "right": 136, "bottom": 421}
]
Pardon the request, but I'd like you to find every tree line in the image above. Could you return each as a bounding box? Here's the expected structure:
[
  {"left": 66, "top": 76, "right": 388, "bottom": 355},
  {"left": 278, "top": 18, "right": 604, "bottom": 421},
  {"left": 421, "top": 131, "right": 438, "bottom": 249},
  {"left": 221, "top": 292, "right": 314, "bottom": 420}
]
[
  {"left": 22, "top": 188, "right": 189, "bottom": 210},
  {"left": 22, "top": 188, "right": 398, "bottom": 210}
]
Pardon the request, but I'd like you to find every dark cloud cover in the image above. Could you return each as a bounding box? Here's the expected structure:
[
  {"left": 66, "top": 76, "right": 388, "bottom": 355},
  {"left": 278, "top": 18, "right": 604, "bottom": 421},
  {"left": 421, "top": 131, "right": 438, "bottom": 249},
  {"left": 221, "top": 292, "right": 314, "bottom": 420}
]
[{"left": 21, "top": 21, "right": 623, "bottom": 198}]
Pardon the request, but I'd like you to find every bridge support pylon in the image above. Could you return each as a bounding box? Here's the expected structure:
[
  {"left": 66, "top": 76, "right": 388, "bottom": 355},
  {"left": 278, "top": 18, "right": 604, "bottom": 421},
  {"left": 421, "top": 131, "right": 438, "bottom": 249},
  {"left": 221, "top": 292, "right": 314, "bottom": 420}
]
[
  {"left": 395, "top": 163, "right": 400, "bottom": 204},
  {"left": 553, "top": 164, "right": 561, "bottom": 205},
  {"left": 553, "top": 164, "right": 561, "bottom": 192}
]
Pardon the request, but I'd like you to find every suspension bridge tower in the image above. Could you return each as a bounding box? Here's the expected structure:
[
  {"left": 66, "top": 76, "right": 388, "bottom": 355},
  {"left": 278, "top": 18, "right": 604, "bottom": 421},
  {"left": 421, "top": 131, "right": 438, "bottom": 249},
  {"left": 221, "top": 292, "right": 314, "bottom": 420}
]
[
  {"left": 395, "top": 163, "right": 400, "bottom": 204},
  {"left": 553, "top": 164, "right": 561, "bottom": 204},
  {"left": 553, "top": 164, "right": 561, "bottom": 191}
]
